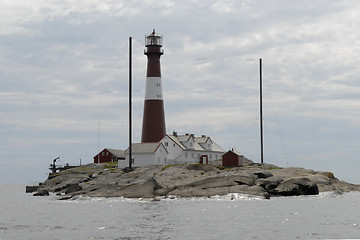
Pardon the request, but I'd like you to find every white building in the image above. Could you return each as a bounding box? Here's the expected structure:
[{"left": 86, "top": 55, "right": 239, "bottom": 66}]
[
  {"left": 118, "top": 142, "right": 168, "bottom": 168},
  {"left": 118, "top": 132, "right": 225, "bottom": 168},
  {"left": 161, "top": 132, "right": 225, "bottom": 165}
]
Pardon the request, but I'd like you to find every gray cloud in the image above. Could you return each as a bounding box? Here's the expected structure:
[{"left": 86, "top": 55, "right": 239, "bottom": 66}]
[{"left": 1, "top": 0, "right": 359, "bottom": 184}]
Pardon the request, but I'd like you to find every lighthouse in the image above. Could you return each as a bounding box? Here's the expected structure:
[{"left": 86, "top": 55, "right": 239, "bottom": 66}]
[{"left": 141, "top": 29, "right": 166, "bottom": 143}]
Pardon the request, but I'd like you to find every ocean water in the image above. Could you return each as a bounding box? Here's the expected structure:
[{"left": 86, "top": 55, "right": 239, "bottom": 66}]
[{"left": 0, "top": 185, "right": 359, "bottom": 240}]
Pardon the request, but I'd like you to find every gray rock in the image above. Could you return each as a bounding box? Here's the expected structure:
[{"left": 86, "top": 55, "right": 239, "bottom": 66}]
[
  {"left": 186, "top": 164, "right": 214, "bottom": 172},
  {"left": 26, "top": 186, "right": 39, "bottom": 193},
  {"left": 31, "top": 162, "right": 359, "bottom": 199},
  {"left": 65, "top": 184, "right": 83, "bottom": 194},
  {"left": 184, "top": 174, "right": 255, "bottom": 189},
  {"left": 253, "top": 170, "right": 273, "bottom": 179},
  {"left": 33, "top": 189, "right": 49, "bottom": 196},
  {"left": 110, "top": 178, "right": 161, "bottom": 198},
  {"left": 168, "top": 187, "right": 230, "bottom": 198},
  {"left": 257, "top": 176, "right": 283, "bottom": 191},
  {"left": 269, "top": 177, "right": 319, "bottom": 196},
  {"left": 229, "top": 185, "right": 267, "bottom": 197}
]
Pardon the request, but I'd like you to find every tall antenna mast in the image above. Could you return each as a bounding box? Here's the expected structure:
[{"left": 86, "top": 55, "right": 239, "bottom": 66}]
[
  {"left": 128, "top": 36, "right": 132, "bottom": 169},
  {"left": 98, "top": 116, "right": 100, "bottom": 164},
  {"left": 259, "top": 58, "right": 264, "bottom": 165}
]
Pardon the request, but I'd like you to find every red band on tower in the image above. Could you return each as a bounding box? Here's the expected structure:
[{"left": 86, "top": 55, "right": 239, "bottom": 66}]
[{"left": 141, "top": 30, "right": 166, "bottom": 143}]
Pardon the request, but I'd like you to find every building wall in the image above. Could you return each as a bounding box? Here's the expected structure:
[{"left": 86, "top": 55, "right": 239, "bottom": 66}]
[
  {"left": 161, "top": 136, "right": 183, "bottom": 161},
  {"left": 124, "top": 153, "right": 155, "bottom": 167},
  {"left": 154, "top": 144, "right": 168, "bottom": 165},
  {"left": 222, "top": 151, "right": 240, "bottom": 167},
  {"left": 117, "top": 159, "right": 128, "bottom": 168}
]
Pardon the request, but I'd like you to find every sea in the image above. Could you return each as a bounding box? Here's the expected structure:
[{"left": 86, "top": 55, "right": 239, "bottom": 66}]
[{"left": 0, "top": 185, "right": 359, "bottom": 240}]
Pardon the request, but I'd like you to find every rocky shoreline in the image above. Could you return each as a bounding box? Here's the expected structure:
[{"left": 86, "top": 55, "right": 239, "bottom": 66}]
[{"left": 29, "top": 160, "right": 360, "bottom": 200}]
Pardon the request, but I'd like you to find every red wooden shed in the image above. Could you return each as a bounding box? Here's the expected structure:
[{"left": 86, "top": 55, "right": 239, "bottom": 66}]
[
  {"left": 93, "top": 148, "right": 125, "bottom": 164},
  {"left": 222, "top": 149, "right": 244, "bottom": 167}
]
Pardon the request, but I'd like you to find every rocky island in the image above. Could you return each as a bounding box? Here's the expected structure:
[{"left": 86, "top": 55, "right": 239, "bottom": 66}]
[{"left": 29, "top": 159, "right": 360, "bottom": 200}]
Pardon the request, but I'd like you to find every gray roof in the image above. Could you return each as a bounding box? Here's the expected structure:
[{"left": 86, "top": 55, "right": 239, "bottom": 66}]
[
  {"left": 106, "top": 148, "right": 125, "bottom": 158},
  {"left": 167, "top": 134, "right": 224, "bottom": 153},
  {"left": 178, "top": 135, "right": 191, "bottom": 142},
  {"left": 195, "top": 136, "right": 212, "bottom": 144},
  {"left": 226, "top": 149, "right": 244, "bottom": 157},
  {"left": 211, "top": 142, "right": 225, "bottom": 153},
  {"left": 125, "top": 143, "right": 167, "bottom": 154}
]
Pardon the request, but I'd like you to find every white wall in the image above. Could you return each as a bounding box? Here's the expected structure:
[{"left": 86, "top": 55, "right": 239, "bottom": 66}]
[
  {"left": 155, "top": 144, "right": 168, "bottom": 165},
  {"left": 123, "top": 153, "right": 155, "bottom": 167},
  {"left": 117, "top": 159, "right": 128, "bottom": 168},
  {"left": 161, "top": 136, "right": 183, "bottom": 161}
]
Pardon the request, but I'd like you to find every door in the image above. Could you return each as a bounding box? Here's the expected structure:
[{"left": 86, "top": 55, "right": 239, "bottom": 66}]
[{"left": 199, "top": 155, "right": 208, "bottom": 164}]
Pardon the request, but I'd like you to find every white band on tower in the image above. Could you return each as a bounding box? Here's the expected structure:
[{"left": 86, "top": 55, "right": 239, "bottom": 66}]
[{"left": 145, "top": 77, "right": 163, "bottom": 100}]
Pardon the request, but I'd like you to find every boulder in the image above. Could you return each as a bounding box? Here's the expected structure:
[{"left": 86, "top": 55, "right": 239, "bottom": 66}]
[
  {"left": 26, "top": 186, "right": 39, "bottom": 193},
  {"left": 113, "top": 178, "right": 161, "bottom": 198},
  {"left": 229, "top": 185, "right": 267, "bottom": 197},
  {"left": 269, "top": 178, "right": 319, "bottom": 196},
  {"left": 257, "top": 176, "right": 283, "bottom": 191},
  {"left": 54, "top": 183, "right": 72, "bottom": 192},
  {"left": 168, "top": 187, "right": 230, "bottom": 198},
  {"left": 33, "top": 189, "right": 50, "bottom": 196},
  {"left": 253, "top": 170, "right": 273, "bottom": 179},
  {"left": 65, "top": 184, "right": 83, "bottom": 194},
  {"left": 184, "top": 174, "right": 255, "bottom": 189},
  {"left": 186, "top": 164, "right": 214, "bottom": 172}
]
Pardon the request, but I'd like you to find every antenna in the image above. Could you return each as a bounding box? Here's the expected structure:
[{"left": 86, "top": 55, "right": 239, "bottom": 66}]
[
  {"left": 129, "top": 36, "right": 133, "bottom": 169},
  {"left": 259, "top": 58, "right": 264, "bottom": 165},
  {"left": 98, "top": 116, "right": 100, "bottom": 164}
]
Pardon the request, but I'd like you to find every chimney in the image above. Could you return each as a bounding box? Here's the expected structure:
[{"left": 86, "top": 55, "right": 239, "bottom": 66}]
[
  {"left": 201, "top": 134, "right": 206, "bottom": 137},
  {"left": 173, "top": 130, "right": 177, "bottom": 137}
]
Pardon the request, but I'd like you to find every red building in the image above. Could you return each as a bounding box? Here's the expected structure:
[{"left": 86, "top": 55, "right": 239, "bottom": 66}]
[
  {"left": 93, "top": 148, "right": 125, "bottom": 164},
  {"left": 222, "top": 149, "right": 244, "bottom": 167}
]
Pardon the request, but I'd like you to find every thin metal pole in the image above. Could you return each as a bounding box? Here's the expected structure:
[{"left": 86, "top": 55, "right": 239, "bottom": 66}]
[
  {"left": 98, "top": 117, "right": 100, "bottom": 164},
  {"left": 259, "top": 58, "right": 264, "bottom": 164},
  {"left": 129, "top": 37, "right": 132, "bottom": 169}
]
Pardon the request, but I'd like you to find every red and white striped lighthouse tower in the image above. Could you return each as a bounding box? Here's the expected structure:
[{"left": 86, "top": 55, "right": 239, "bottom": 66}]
[{"left": 141, "top": 29, "right": 166, "bottom": 143}]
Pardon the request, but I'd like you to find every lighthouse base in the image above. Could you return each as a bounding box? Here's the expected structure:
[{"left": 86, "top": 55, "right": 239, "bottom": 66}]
[{"left": 141, "top": 100, "right": 166, "bottom": 143}]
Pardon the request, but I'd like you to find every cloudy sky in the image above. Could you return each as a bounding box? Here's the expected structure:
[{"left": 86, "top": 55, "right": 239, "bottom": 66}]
[{"left": 1, "top": 0, "right": 359, "bottom": 184}]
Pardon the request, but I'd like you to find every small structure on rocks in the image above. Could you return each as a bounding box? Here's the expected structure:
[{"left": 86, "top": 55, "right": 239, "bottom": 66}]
[
  {"left": 93, "top": 148, "right": 125, "bottom": 164},
  {"left": 118, "top": 142, "right": 168, "bottom": 168},
  {"left": 222, "top": 149, "right": 245, "bottom": 167},
  {"left": 118, "top": 132, "right": 225, "bottom": 168}
]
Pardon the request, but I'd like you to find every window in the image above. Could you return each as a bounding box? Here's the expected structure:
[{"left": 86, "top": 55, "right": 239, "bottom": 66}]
[
  {"left": 209, "top": 154, "right": 212, "bottom": 159},
  {"left": 185, "top": 153, "right": 188, "bottom": 158},
  {"left": 191, "top": 153, "right": 194, "bottom": 158},
  {"left": 190, "top": 142, "right": 192, "bottom": 147},
  {"left": 102, "top": 152, "right": 104, "bottom": 156},
  {"left": 106, "top": 152, "right": 108, "bottom": 156},
  {"left": 173, "top": 144, "right": 175, "bottom": 146},
  {"left": 165, "top": 142, "right": 168, "bottom": 147}
]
